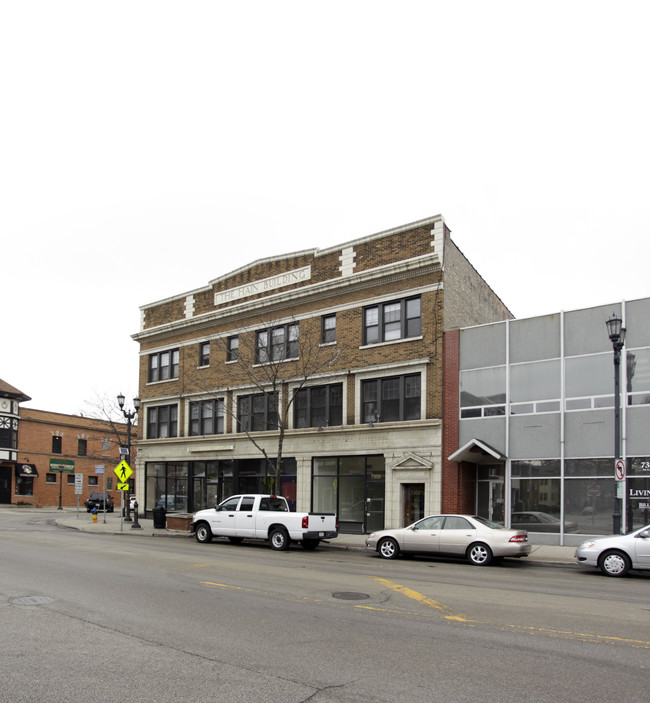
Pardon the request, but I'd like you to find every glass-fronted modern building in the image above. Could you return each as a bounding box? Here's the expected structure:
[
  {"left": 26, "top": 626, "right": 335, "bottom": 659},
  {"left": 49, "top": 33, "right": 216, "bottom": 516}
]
[{"left": 448, "top": 298, "right": 650, "bottom": 545}]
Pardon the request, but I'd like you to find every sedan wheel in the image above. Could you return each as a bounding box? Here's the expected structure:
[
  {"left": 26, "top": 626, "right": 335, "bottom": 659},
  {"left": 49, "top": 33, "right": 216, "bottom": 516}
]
[
  {"left": 467, "top": 542, "right": 493, "bottom": 566},
  {"left": 378, "top": 537, "right": 400, "bottom": 559},
  {"left": 598, "top": 549, "right": 631, "bottom": 577}
]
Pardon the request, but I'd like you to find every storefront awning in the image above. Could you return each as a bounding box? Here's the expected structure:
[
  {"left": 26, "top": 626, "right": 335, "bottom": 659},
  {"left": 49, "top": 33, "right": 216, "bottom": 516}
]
[
  {"left": 448, "top": 439, "right": 506, "bottom": 465},
  {"left": 15, "top": 463, "right": 39, "bottom": 478}
]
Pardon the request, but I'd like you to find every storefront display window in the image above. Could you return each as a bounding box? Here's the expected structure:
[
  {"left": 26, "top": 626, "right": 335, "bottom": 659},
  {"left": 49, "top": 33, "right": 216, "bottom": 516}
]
[{"left": 312, "top": 455, "right": 385, "bottom": 534}]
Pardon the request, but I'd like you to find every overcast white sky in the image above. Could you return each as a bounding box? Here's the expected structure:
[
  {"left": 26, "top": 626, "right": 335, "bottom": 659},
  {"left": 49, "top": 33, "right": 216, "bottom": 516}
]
[{"left": 3, "top": 1, "right": 649, "bottom": 416}]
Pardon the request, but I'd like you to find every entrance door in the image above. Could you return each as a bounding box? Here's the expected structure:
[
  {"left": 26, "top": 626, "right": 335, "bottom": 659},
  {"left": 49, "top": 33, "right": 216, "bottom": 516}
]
[
  {"left": 0, "top": 467, "right": 11, "bottom": 504},
  {"left": 402, "top": 484, "right": 425, "bottom": 526},
  {"left": 476, "top": 465, "right": 505, "bottom": 523}
]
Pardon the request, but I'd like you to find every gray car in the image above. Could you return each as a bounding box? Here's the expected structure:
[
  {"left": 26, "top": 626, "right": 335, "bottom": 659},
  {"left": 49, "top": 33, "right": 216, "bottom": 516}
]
[
  {"left": 365, "top": 514, "right": 531, "bottom": 565},
  {"left": 574, "top": 524, "right": 650, "bottom": 577}
]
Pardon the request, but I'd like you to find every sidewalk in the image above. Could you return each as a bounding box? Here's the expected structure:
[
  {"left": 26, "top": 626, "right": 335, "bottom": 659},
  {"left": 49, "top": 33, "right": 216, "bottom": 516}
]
[{"left": 49, "top": 508, "right": 576, "bottom": 564}]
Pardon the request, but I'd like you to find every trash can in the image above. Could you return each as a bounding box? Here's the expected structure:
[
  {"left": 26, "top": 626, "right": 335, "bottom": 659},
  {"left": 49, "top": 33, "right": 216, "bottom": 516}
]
[{"left": 153, "top": 505, "right": 166, "bottom": 529}]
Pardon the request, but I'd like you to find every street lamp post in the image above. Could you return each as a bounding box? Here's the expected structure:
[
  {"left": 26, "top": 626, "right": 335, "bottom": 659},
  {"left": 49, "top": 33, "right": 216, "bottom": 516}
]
[
  {"left": 117, "top": 393, "right": 140, "bottom": 523},
  {"left": 606, "top": 314, "right": 626, "bottom": 535}
]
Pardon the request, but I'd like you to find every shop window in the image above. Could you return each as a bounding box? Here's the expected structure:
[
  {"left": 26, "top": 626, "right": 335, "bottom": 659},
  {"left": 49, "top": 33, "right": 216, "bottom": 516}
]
[{"left": 15, "top": 476, "right": 33, "bottom": 496}]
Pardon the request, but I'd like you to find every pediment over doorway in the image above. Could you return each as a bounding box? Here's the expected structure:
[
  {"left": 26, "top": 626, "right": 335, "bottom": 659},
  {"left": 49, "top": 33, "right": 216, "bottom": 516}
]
[
  {"left": 448, "top": 438, "right": 506, "bottom": 464},
  {"left": 391, "top": 452, "right": 433, "bottom": 471}
]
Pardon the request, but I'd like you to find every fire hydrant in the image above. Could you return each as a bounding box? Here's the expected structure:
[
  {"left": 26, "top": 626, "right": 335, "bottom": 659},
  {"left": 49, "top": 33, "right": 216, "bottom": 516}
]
[{"left": 92, "top": 506, "right": 98, "bottom": 523}]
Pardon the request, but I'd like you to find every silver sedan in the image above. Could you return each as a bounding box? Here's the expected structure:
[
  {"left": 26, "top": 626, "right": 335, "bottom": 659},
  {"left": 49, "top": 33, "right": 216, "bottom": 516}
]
[
  {"left": 574, "top": 524, "right": 650, "bottom": 577},
  {"left": 365, "top": 514, "right": 531, "bottom": 565}
]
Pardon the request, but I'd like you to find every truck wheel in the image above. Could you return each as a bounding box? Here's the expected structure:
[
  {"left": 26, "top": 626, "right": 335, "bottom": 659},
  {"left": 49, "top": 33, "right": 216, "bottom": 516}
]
[
  {"left": 270, "top": 527, "right": 290, "bottom": 551},
  {"left": 195, "top": 522, "right": 213, "bottom": 543},
  {"left": 301, "top": 539, "right": 320, "bottom": 550}
]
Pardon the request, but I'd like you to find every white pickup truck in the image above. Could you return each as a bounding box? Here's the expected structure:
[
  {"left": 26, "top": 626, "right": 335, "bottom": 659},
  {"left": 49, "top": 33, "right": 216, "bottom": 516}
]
[{"left": 190, "top": 494, "right": 338, "bottom": 551}]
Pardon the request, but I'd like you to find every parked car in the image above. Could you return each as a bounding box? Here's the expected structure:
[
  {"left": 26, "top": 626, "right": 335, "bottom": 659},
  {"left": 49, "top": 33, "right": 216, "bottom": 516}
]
[
  {"left": 365, "top": 514, "right": 531, "bottom": 565},
  {"left": 85, "top": 492, "right": 114, "bottom": 513},
  {"left": 511, "top": 511, "right": 578, "bottom": 533},
  {"left": 575, "top": 524, "right": 650, "bottom": 576}
]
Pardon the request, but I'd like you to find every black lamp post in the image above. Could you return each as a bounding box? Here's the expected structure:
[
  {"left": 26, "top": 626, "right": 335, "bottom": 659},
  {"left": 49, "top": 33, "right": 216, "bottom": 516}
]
[
  {"left": 117, "top": 393, "right": 140, "bottom": 522},
  {"left": 606, "top": 314, "right": 626, "bottom": 535}
]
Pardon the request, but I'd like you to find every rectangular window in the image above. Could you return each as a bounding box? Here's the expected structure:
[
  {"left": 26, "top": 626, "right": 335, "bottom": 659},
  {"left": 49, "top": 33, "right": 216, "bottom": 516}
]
[
  {"left": 147, "top": 405, "right": 178, "bottom": 439},
  {"left": 227, "top": 336, "right": 239, "bottom": 362},
  {"left": 89, "top": 476, "right": 98, "bottom": 486},
  {"left": 294, "top": 383, "right": 343, "bottom": 428},
  {"left": 52, "top": 436, "right": 62, "bottom": 454},
  {"left": 66, "top": 474, "right": 76, "bottom": 485},
  {"left": 46, "top": 473, "right": 56, "bottom": 483},
  {"left": 363, "top": 296, "right": 421, "bottom": 345},
  {"left": 237, "top": 393, "right": 278, "bottom": 432},
  {"left": 148, "top": 348, "right": 180, "bottom": 382},
  {"left": 199, "top": 342, "right": 210, "bottom": 367},
  {"left": 77, "top": 439, "right": 87, "bottom": 456},
  {"left": 321, "top": 314, "right": 336, "bottom": 344},
  {"left": 255, "top": 323, "right": 299, "bottom": 362},
  {"left": 189, "top": 399, "right": 225, "bottom": 436},
  {"left": 361, "top": 374, "right": 421, "bottom": 423}
]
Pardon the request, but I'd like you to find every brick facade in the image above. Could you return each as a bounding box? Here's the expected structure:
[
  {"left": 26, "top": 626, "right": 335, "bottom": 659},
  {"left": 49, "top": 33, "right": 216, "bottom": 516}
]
[
  {"left": 6, "top": 408, "right": 129, "bottom": 509},
  {"left": 133, "top": 215, "right": 511, "bottom": 530}
]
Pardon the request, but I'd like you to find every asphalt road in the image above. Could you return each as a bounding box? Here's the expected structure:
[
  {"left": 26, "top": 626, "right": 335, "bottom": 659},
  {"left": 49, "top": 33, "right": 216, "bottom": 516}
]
[{"left": 1, "top": 510, "right": 648, "bottom": 703}]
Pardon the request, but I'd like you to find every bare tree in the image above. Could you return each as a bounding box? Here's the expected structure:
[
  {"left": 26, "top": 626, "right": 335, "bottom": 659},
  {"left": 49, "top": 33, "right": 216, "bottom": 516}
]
[
  {"left": 81, "top": 392, "right": 138, "bottom": 458},
  {"left": 190, "top": 317, "right": 347, "bottom": 496}
]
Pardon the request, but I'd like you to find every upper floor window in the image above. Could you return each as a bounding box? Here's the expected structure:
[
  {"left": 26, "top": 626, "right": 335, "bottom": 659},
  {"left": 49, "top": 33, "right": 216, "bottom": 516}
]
[
  {"left": 363, "top": 296, "right": 421, "bottom": 345},
  {"left": 460, "top": 366, "right": 506, "bottom": 418},
  {"left": 321, "top": 314, "right": 336, "bottom": 344},
  {"left": 0, "top": 417, "right": 17, "bottom": 449},
  {"left": 78, "top": 439, "right": 87, "bottom": 456},
  {"left": 255, "top": 323, "right": 299, "bottom": 363},
  {"left": 189, "top": 399, "right": 225, "bottom": 436},
  {"left": 52, "top": 435, "right": 62, "bottom": 454},
  {"left": 294, "top": 383, "right": 343, "bottom": 428},
  {"left": 149, "top": 349, "right": 179, "bottom": 382},
  {"left": 198, "top": 342, "right": 210, "bottom": 367},
  {"left": 147, "top": 405, "right": 178, "bottom": 439},
  {"left": 237, "top": 393, "right": 278, "bottom": 432},
  {"left": 361, "top": 373, "right": 421, "bottom": 423},
  {"left": 227, "top": 336, "right": 239, "bottom": 362}
]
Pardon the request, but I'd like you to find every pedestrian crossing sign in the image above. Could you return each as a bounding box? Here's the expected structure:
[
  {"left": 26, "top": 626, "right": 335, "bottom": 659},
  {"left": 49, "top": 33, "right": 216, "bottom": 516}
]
[{"left": 113, "top": 460, "right": 133, "bottom": 483}]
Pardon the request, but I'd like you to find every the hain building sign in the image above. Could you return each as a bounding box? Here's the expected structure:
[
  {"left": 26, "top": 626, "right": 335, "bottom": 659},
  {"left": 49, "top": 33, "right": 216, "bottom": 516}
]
[{"left": 214, "top": 266, "right": 311, "bottom": 306}]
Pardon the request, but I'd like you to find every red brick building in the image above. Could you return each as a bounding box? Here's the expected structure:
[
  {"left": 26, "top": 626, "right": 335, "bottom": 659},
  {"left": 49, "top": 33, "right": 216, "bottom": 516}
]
[{"left": 0, "top": 380, "right": 130, "bottom": 509}]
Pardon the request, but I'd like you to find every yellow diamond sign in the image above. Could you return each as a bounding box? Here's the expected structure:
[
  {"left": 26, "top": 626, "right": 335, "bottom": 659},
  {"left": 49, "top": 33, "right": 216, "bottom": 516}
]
[{"left": 114, "top": 460, "right": 133, "bottom": 484}]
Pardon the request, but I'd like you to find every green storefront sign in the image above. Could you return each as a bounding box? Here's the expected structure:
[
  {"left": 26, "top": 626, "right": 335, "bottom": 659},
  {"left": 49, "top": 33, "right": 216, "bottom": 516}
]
[{"left": 49, "top": 459, "right": 75, "bottom": 473}]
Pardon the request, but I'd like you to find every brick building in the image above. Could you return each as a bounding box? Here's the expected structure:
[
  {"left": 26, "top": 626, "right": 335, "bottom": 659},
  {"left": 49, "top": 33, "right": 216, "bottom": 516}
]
[
  {"left": 0, "top": 380, "right": 130, "bottom": 509},
  {"left": 132, "top": 215, "right": 511, "bottom": 532}
]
